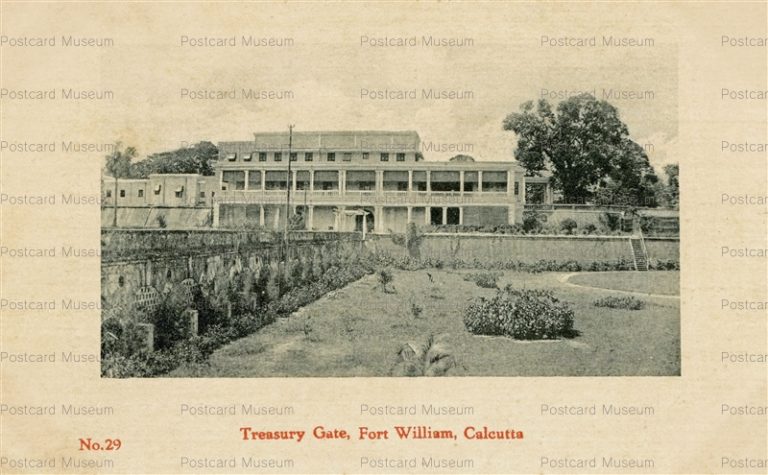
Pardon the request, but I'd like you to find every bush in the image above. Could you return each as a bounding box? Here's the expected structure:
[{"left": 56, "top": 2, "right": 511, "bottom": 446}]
[
  {"left": 464, "top": 287, "right": 575, "bottom": 340},
  {"left": 522, "top": 211, "right": 545, "bottom": 233},
  {"left": 599, "top": 212, "right": 622, "bottom": 231},
  {"left": 559, "top": 218, "right": 578, "bottom": 234},
  {"left": 594, "top": 296, "right": 646, "bottom": 310},
  {"left": 463, "top": 272, "right": 501, "bottom": 288},
  {"left": 377, "top": 268, "right": 394, "bottom": 292}
]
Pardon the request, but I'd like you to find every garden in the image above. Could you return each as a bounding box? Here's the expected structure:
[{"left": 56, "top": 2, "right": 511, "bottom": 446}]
[{"left": 167, "top": 267, "right": 680, "bottom": 378}]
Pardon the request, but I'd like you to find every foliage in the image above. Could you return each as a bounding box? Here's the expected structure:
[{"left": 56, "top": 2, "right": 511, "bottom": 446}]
[
  {"left": 409, "top": 301, "right": 423, "bottom": 319},
  {"left": 503, "top": 94, "right": 656, "bottom": 204},
  {"left": 374, "top": 253, "right": 641, "bottom": 274},
  {"left": 377, "top": 268, "right": 394, "bottom": 292},
  {"left": 102, "top": 250, "right": 376, "bottom": 377},
  {"left": 559, "top": 218, "right": 578, "bottom": 234},
  {"left": 130, "top": 141, "right": 217, "bottom": 178},
  {"left": 463, "top": 271, "right": 501, "bottom": 288},
  {"left": 599, "top": 212, "right": 622, "bottom": 231},
  {"left": 448, "top": 154, "right": 475, "bottom": 162},
  {"left": 464, "top": 287, "right": 576, "bottom": 340},
  {"left": 391, "top": 334, "right": 457, "bottom": 377},
  {"left": 104, "top": 142, "right": 136, "bottom": 179},
  {"left": 522, "top": 210, "right": 545, "bottom": 233},
  {"left": 594, "top": 296, "right": 646, "bottom": 310}
]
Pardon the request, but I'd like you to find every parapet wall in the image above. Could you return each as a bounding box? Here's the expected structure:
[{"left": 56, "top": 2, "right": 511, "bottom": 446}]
[
  {"left": 101, "top": 230, "right": 363, "bottom": 312},
  {"left": 366, "top": 233, "right": 679, "bottom": 264}
]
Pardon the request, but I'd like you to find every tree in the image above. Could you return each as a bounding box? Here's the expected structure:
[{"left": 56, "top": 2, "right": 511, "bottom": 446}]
[
  {"left": 449, "top": 154, "right": 475, "bottom": 162},
  {"left": 104, "top": 143, "right": 137, "bottom": 227},
  {"left": 131, "top": 141, "right": 217, "bottom": 178},
  {"left": 503, "top": 94, "right": 654, "bottom": 204},
  {"left": 663, "top": 163, "right": 679, "bottom": 208}
]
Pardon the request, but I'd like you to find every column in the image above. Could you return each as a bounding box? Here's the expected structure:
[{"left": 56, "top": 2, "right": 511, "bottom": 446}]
[
  {"left": 459, "top": 207, "right": 464, "bottom": 225},
  {"left": 339, "top": 170, "right": 345, "bottom": 195},
  {"left": 407, "top": 170, "right": 413, "bottom": 192},
  {"left": 292, "top": 170, "right": 297, "bottom": 191},
  {"left": 244, "top": 170, "right": 249, "bottom": 190},
  {"left": 425, "top": 206, "right": 431, "bottom": 224},
  {"left": 259, "top": 205, "right": 265, "bottom": 226},
  {"left": 213, "top": 203, "right": 220, "bottom": 227},
  {"left": 478, "top": 170, "right": 483, "bottom": 192},
  {"left": 406, "top": 206, "right": 412, "bottom": 223},
  {"left": 508, "top": 206, "right": 515, "bottom": 225},
  {"left": 442, "top": 207, "right": 447, "bottom": 225},
  {"left": 307, "top": 205, "right": 314, "bottom": 230},
  {"left": 507, "top": 170, "right": 513, "bottom": 197},
  {"left": 376, "top": 170, "right": 383, "bottom": 194},
  {"left": 261, "top": 170, "right": 266, "bottom": 191},
  {"left": 309, "top": 170, "right": 315, "bottom": 192},
  {"left": 459, "top": 170, "right": 465, "bottom": 193},
  {"left": 375, "top": 205, "right": 384, "bottom": 233},
  {"left": 426, "top": 170, "right": 431, "bottom": 192}
]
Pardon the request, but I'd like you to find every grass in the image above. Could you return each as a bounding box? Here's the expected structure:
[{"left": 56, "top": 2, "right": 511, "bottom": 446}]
[
  {"left": 567, "top": 271, "right": 679, "bottom": 295},
  {"left": 171, "top": 270, "right": 680, "bottom": 377}
]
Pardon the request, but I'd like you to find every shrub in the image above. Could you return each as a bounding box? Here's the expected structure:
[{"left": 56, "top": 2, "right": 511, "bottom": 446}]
[
  {"left": 559, "top": 218, "right": 578, "bottom": 234},
  {"left": 522, "top": 211, "right": 544, "bottom": 233},
  {"left": 391, "top": 334, "right": 457, "bottom": 377},
  {"left": 594, "top": 296, "right": 646, "bottom": 310},
  {"left": 584, "top": 223, "right": 598, "bottom": 234},
  {"left": 463, "top": 287, "right": 575, "bottom": 340},
  {"left": 599, "top": 212, "right": 622, "bottom": 231},
  {"left": 377, "top": 268, "right": 394, "bottom": 292},
  {"left": 410, "top": 301, "right": 423, "bottom": 319},
  {"left": 463, "top": 272, "right": 501, "bottom": 288}
]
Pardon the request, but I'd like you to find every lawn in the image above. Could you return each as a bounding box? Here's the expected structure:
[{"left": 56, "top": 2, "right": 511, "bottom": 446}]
[
  {"left": 171, "top": 270, "right": 680, "bottom": 377},
  {"left": 567, "top": 271, "right": 679, "bottom": 296}
]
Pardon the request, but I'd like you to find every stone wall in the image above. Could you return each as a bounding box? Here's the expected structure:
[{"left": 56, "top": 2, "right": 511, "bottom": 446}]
[
  {"left": 101, "top": 230, "right": 363, "bottom": 315},
  {"left": 366, "top": 233, "right": 679, "bottom": 265}
]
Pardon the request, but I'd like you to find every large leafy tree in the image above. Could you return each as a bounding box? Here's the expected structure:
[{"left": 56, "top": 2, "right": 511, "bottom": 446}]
[
  {"left": 503, "top": 94, "right": 656, "bottom": 204},
  {"left": 104, "top": 142, "right": 137, "bottom": 227},
  {"left": 131, "top": 141, "right": 217, "bottom": 178}
]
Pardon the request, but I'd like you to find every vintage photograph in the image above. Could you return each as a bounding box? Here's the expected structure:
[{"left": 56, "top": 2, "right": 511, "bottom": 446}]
[{"left": 100, "top": 98, "right": 680, "bottom": 378}]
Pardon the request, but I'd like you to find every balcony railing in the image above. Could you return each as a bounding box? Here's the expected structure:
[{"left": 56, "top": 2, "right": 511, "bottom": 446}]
[{"left": 215, "top": 189, "right": 512, "bottom": 206}]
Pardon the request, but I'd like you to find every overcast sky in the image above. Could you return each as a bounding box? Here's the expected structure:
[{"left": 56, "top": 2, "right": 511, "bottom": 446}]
[{"left": 6, "top": 2, "right": 680, "bottom": 173}]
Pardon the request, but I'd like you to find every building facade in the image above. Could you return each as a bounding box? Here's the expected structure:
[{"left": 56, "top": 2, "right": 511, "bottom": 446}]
[
  {"left": 214, "top": 130, "right": 526, "bottom": 233},
  {"left": 102, "top": 174, "right": 218, "bottom": 208}
]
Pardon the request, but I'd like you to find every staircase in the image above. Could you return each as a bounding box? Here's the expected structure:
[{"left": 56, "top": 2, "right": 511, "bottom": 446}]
[{"left": 629, "top": 237, "right": 648, "bottom": 271}]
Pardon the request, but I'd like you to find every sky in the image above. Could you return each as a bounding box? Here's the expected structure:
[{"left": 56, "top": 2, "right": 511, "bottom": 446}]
[{"left": 5, "top": 2, "right": 681, "bottom": 174}]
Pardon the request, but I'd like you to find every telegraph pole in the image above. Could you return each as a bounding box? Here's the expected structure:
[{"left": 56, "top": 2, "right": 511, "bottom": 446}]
[{"left": 283, "top": 125, "right": 294, "bottom": 255}]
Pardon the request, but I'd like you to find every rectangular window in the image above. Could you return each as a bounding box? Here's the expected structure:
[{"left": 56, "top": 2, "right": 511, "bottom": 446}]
[
  {"left": 105, "top": 190, "right": 112, "bottom": 198},
  {"left": 343, "top": 152, "right": 352, "bottom": 162},
  {"left": 222, "top": 171, "right": 246, "bottom": 191},
  {"left": 259, "top": 152, "right": 267, "bottom": 162},
  {"left": 199, "top": 191, "right": 205, "bottom": 198},
  {"left": 138, "top": 189, "right": 144, "bottom": 198},
  {"left": 174, "top": 186, "right": 184, "bottom": 198},
  {"left": 396, "top": 153, "right": 405, "bottom": 162},
  {"left": 327, "top": 152, "right": 335, "bottom": 161},
  {"left": 226, "top": 153, "right": 237, "bottom": 161},
  {"left": 274, "top": 152, "right": 282, "bottom": 161},
  {"left": 242, "top": 153, "right": 253, "bottom": 161},
  {"left": 380, "top": 153, "right": 389, "bottom": 161},
  {"left": 362, "top": 152, "right": 369, "bottom": 160},
  {"left": 514, "top": 182, "right": 520, "bottom": 195},
  {"left": 119, "top": 189, "right": 125, "bottom": 198},
  {"left": 305, "top": 152, "right": 313, "bottom": 161},
  {"left": 290, "top": 152, "right": 298, "bottom": 161},
  {"left": 154, "top": 185, "right": 162, "bottom": 195}
]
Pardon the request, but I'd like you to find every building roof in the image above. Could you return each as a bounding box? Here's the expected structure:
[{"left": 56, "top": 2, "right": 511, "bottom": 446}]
[{"left": 219, "top": 130, "right": 421, "bottom": 152}]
